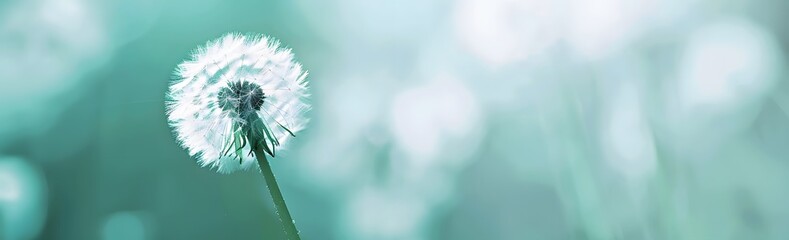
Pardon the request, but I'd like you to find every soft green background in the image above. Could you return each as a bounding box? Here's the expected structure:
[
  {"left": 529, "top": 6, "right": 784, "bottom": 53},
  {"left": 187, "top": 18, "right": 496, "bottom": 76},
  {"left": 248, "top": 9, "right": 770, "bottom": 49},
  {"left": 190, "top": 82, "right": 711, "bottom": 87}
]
[{"left": 1, "top": 0, "right": 789, "bottom": 239}]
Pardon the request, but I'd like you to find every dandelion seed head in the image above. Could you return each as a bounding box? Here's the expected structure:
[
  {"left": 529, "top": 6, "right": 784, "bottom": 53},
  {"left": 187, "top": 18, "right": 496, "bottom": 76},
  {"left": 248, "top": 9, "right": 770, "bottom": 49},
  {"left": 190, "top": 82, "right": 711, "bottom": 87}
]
[{"left": 167, "top": 33, "right": 310, "bottom": 173}]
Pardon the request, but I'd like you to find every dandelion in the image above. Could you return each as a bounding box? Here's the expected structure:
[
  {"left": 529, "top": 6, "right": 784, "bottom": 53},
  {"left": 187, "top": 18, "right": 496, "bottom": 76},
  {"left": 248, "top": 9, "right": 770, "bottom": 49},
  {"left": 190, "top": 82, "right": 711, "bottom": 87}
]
[{"left": 166, "top": 33, "right": 309, "bottom": 239}]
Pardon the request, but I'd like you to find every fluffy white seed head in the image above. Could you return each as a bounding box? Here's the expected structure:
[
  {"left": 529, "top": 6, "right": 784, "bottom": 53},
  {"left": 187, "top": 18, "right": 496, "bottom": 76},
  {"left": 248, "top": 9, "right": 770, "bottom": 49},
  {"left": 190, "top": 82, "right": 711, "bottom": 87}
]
[{"left": 167, "top": 33, "right": 310, "bottom": 173}]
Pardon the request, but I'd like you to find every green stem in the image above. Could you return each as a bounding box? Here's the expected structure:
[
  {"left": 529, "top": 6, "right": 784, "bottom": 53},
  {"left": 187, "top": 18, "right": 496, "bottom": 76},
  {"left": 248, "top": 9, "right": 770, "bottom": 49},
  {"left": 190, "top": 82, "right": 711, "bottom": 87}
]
[{"left": 253, "top": 148, "right": 301, "bottom": 240}]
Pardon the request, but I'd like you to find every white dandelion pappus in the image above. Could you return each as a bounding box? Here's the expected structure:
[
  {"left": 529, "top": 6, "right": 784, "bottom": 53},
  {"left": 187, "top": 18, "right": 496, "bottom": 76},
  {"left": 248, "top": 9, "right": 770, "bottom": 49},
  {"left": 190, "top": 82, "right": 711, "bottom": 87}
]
[{"left": 167, "top": 33, "right": 310, "bottom": 173}]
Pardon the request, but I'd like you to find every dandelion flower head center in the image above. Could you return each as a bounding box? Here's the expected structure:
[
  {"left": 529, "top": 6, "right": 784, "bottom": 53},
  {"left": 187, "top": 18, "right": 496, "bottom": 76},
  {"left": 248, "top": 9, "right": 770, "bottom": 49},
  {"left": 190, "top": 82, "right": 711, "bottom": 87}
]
[{"left": 218, "top": 81, "right": 266, "bottom": 120}]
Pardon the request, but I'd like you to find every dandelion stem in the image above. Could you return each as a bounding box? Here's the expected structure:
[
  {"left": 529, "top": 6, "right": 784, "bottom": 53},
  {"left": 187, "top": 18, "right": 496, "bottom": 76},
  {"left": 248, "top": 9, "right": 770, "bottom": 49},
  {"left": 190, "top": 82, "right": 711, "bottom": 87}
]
[{"left": 253, "top": 148, "right": 301, "bottom": 240}]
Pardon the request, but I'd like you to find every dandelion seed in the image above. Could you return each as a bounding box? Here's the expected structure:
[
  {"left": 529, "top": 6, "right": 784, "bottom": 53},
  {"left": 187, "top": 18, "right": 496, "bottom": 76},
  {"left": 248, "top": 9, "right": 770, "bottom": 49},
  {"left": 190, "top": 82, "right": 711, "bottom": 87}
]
[{"left": 166, "top": 33, "right": 310, "bottom": 173}]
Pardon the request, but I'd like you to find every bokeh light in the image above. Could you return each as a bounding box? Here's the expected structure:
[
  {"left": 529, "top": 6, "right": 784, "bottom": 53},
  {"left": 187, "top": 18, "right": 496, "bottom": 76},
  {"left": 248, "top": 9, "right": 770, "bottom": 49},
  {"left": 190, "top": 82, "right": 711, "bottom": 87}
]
[{"left": 0, "top": 156, "right": 47, "bottom": 240}]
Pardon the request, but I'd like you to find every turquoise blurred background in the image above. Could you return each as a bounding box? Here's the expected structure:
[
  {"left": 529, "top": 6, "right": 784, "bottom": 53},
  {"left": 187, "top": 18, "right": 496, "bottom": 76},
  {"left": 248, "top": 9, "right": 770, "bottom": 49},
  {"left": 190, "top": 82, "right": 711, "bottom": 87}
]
[{"left": 1, "top": 0, "right": 788, "bottom": 239}]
